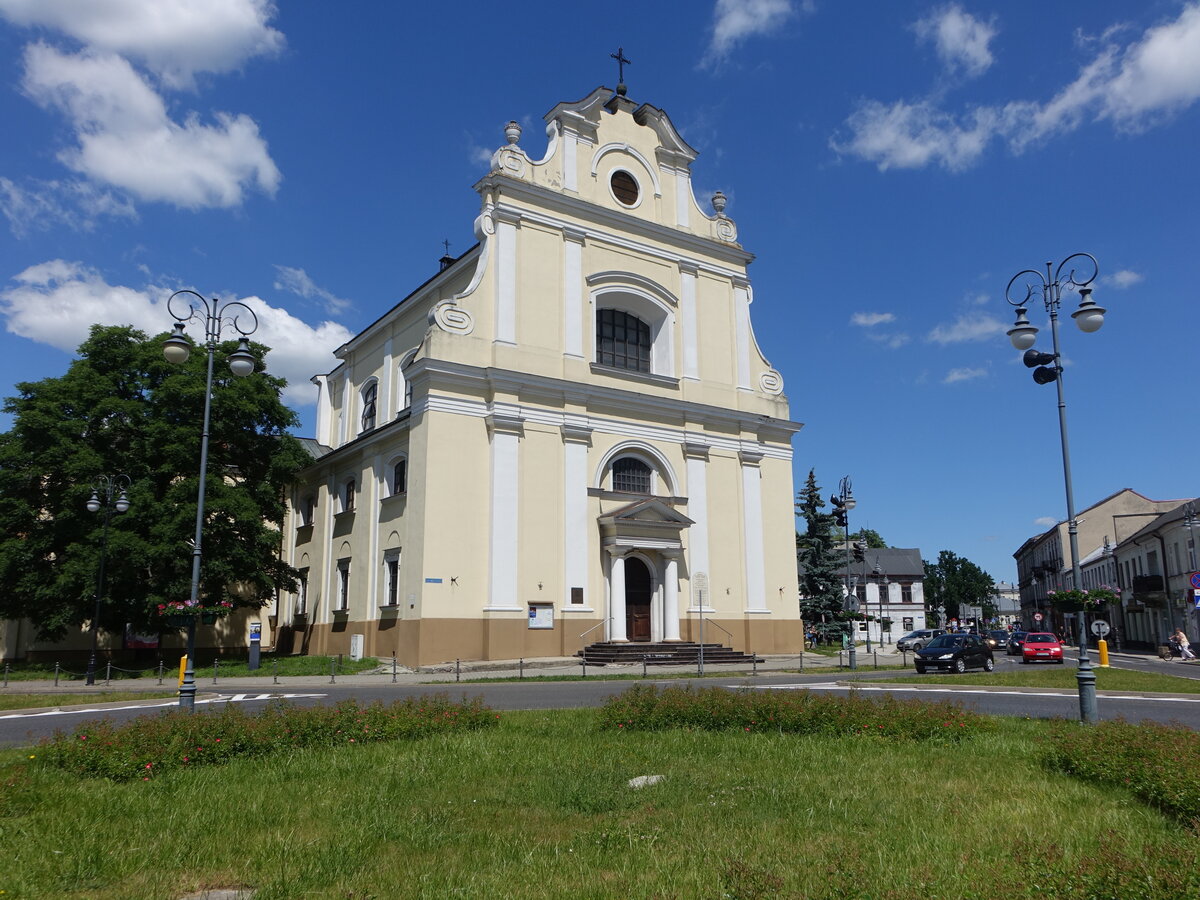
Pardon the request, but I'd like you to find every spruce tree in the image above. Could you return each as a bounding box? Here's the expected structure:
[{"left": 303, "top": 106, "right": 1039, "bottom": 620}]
[{"left": 795, "top": 469, "right": 847, "bottom": 640}]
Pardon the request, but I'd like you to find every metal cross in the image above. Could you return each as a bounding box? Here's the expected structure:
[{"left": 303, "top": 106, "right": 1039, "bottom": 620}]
[
  {"left": 610, "top": 47, "right": 631, "bottom": 85},
  {"left": 442, "top": 239, "right": 451, "bottom": 256}
]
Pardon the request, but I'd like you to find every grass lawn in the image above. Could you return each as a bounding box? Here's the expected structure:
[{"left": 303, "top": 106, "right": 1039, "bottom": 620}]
[
  {"left": 869, "top": 666, "right": 1200, "bottom": 693},
  {"left": 1, "top": 707, "right": 1195, "bottom": 899},
  {"left": 0, "top": 692, "right": 176, "bottom": 711},
  {"left": 0, "top": 654, "right": 381, "bottom": 682}
]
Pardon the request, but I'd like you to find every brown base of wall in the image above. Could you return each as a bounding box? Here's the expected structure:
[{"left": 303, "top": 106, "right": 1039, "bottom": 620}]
[{"left": 297, "top": 615, "right": 804, "bottom": 668}]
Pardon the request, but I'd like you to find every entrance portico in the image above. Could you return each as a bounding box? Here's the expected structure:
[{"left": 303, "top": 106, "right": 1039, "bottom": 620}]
[{"left": 600, "top": 499, "right": 692, "bottom": 643}]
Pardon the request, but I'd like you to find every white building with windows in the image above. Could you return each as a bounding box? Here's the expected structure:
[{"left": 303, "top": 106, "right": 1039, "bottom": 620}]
[{"left": 276, "top": 86, "right": 802, "bottom": 666}]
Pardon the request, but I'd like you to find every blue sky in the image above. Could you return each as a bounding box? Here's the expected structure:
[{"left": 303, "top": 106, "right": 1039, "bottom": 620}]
[{"left": 2, "top": 0, "right": 1198, "bottom": 584}]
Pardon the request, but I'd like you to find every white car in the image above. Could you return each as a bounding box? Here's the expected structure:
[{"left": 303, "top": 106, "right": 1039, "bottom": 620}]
[{"left": 896, "top": 629, "right": 946, "bottom": 651}]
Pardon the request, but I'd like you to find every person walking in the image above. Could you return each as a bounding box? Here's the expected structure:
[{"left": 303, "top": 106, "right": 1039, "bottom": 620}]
[{"left": 1172, "top": 628, "right": 1196, "bottom": 660}]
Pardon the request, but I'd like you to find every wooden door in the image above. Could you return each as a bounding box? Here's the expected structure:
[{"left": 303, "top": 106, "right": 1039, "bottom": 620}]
[{"left": 625, "top": 557, "right": 652, "bottom": 642}]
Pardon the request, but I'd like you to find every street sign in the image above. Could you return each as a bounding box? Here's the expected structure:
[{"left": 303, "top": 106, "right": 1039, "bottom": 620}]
[
  {"left": 1033, "top": 612, "right": 1044, "bottom": 622},
  {"left": 1090, "top": 619, "right": 1110, "bottom": 637},
  {"left": 1190, "top": 571, "right": 1200, "bottom": 590}
]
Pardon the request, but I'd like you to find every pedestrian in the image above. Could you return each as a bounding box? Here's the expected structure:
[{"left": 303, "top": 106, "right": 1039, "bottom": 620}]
[{"left": 1172, "top": 628, "right": 1196, "bottom": 661}]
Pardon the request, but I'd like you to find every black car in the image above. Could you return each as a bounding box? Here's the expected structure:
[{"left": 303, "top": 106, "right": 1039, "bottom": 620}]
[
  {"left": 1006, "top": 632, "right": 1029, "bottom": 656},
  {"left": 914, "top": 633, "right": 995, "bottom": 674},
  {"left": 985, "top": 629, "right": 1010, "bottom": 649}
]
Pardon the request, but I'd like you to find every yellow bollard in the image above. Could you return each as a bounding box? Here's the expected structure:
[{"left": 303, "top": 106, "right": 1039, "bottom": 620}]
[
  {"left": 1097, "top": 639, "right": 1109, "bottom": 667},
  {"left": 178, "top": 655, "right": 187, "bottom": 686}
]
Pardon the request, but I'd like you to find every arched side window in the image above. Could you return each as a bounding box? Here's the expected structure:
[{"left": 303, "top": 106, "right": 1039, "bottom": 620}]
[
  {"left": 341, "top": 478, "right": 356, "bottom": 514},
  {"left": 596, "top": 309, "right": 651, "bottom": 373},
  {"left": 386, "top": 457, "right": 408, "bottom": 497},
  {"left": 397, "top": 349, "right": 418, "bottom": 415},
  {"left": 360, "top": 380, "right": 378, "bottom": 433},
  {"left": 612, "top": 457, "right": 652, "bottom": 494}
]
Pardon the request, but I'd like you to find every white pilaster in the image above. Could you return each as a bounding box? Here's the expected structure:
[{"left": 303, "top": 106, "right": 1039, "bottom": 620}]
[
  {"left": 680, "top": 262, "right": 698, "bottom": 381},
  {"left": 380, "top": 338, "right": 394, "bottom": 422},
  {"left": 494, "top": 210, "right": 520, "bottom": 345},
  {"left": 674, "top": 170, "right": 690, "bottom": 228},
  {"left": 562, "top": 424, "right": 591, "bottom": 608},
  {"left": 740, "top": 450, "right": 766, "bottom": 611},
  {"left": 608, "top": 548, "right": 629, "bottom": 642},
  {"left": 663, "top": 551, "right": 681, "bottom": 641},
  {"left": 563, "top": 131, "right": 578, "bottom": 193},
  {"left": 337, "top": 371, "right": 352, "bottom": 446},
  {"left": 486, "top": 414, "right": 523, "bottom": 609},
  {"left": 563, "top": 228, "right": 586, "bottom": 358},
  {"left": 733, "top": 278, "right": 751, "bottom": 390},
  {"left": 684, "top": 442, "right": 710, "bottom": 603}
]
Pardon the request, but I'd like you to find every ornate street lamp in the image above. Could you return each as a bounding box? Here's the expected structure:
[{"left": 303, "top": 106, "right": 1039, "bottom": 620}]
[
  {"left": 84, "top": 475, "right": 131, "bottom": 686},
  {"left": 163, "top": 290, "right": 259, "bottom": 710},
  {"left": 1005, "top": 253, "right": 1103, "bottom": 724}
]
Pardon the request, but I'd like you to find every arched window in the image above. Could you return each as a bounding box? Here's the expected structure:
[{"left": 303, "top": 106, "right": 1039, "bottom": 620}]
[
  {"left": 360, "top": 381, "right": 378, "bottom": 432},
  {"left": 596, "top": 309, "right": 651, "bottom": 373},
  {"left": 392, "top": 459, "right": 407, "bottom": 496},
  {"left": 612, "top": 457, "right": 652, "bottom": 494},
  {"left": 342, "top": 478, "right": 356, "bottom": 513}
]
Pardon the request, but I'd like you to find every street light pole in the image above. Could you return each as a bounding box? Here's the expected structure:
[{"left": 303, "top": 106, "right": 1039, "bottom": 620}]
[
  {"left": 84, "top": 475, "right": 131, "bottom": 686},
  {"left": 1005, "top": 252, "right": 1105, "bottom": 725},
  {"left": 163, "top": 290, "right": 259, "bottom": 711},
  {"left": 830, "top": 476, "right": 857, "bottom": 670}
]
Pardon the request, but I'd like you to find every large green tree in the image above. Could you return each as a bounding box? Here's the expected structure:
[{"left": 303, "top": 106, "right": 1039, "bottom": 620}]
[
  {"left": 795, "top": 470, "right": 847, "bottom": 638},
  {"left": 0, "top": 324, "right": 310, "bottom": 639},
  {"left": 923, "top": 550, "right": 996, "bottom": 626}
]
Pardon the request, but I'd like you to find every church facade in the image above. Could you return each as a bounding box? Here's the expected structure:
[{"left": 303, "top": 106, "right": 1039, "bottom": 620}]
[{"left": 277, "top": 86, "right": 802, "bottom": 666}]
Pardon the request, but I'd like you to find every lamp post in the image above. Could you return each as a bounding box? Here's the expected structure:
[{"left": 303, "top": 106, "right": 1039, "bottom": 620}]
[
  {"left": 874, "top": 564, "right": 891, "bottom": 645},
  {"left": 163, "top": 290, "right": 259, "bottom": 711},
  {"left": 1183, "top": 502, "right": 1198, "bottom": 572},
  {"left": 1005, "top": 252, "right": 1104, "bottom": 724},
  {"left": 830, "top": 476, "right": 857, "bottom": 669},
  {"left": 84, "top": 474, "right": 131, "bottom": 686}
]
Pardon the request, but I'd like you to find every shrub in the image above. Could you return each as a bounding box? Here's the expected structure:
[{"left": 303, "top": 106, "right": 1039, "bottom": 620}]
[
  {"left": 38, "top": 695, "right": 496, "bottom": 782},
  {"left": 598, "top": 684, "right": 991, "bottom": 742},
  {"left": 1043, "top": 719, "right": 1200, "bottom": 829}
]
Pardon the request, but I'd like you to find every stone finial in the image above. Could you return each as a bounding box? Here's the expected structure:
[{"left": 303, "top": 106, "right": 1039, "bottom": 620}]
[
  {"left": 504, "top": 121, "right": 522, "bottom": 145},
  {"left": 711, "top": 191, "right": 727, "bottom": 216}
]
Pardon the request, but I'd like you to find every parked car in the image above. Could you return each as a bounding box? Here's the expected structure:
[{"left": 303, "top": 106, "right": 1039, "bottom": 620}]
[
  {"left": 1006, "top": 632, "right": 1028, "bottom": 656},
  {"left": 1021, "top": 632, "right": 1064, "bottom": 664},
  {"left": 985, "top": 629, "right": 1010, "bottom": 649},
  {"left": 897, "top": 629, "right": 945, "bottom": 651},
  {"left": 914, "top": 633, "right": 995, "bottom": 674}
]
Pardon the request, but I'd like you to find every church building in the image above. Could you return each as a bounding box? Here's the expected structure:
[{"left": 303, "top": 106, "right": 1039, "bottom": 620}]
[{"left": 276, "top": 85, "right": 803, "bottom": 666}]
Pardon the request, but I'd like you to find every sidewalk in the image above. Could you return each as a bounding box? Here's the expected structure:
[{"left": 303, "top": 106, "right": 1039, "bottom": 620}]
[{"left": 1, "top": 646, "right": 910, "bottom": 697}]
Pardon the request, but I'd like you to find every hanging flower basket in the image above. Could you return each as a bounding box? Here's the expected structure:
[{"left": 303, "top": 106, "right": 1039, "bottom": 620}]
[
  {"left": 155, "top": 600, "right": 234, "bottom": 627},
  {"left": 1047, "top": 587, "right": 1119, "bottom": 613},
  {"left": 164, "top": 614, "right": 191, "bottom": 627}
]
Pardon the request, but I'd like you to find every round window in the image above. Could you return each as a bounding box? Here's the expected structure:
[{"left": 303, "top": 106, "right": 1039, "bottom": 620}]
[{"left": 610, "top": 170, "right": 639, "bottom": 206}]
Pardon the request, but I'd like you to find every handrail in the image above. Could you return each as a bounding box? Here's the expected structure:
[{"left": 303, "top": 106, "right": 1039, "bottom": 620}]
[
  {"left": 578, "top": 620, "right": 607, "bottom": 644},
  {"left": 701, "top": 616, "right": 734, "bottom": 644}
]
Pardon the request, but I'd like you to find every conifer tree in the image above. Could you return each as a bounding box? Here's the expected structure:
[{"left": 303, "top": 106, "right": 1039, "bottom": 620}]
[{"left": 795, "top": 469, "right": 847, "bottom": 639}]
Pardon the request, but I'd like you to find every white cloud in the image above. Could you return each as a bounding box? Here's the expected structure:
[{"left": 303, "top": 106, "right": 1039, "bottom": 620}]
[
  {"left": 943, "top": 366, "right": 987, "bottom": 384},
  {"left": 0, "top": 0, "right": 283, "bottom": 89},
  {"left": 704, "top": 0, "right": 799, "bottom": 64},
  {"left": 1105, "top": 269, "right": 1144, "bottom": 289},
  {"left": 834, "top": 2, "right": 1200, "bottom": 170},
  {"left": 1034, "top": 516, "right": 1059, "bottom": 528},
  {"left": 1, "top": 260, "right": 351, "bottom": 406},
  {"left": 0, "top": 176, "right": 135, "bottom": 237},
  {"left": 851, "top": 311, "right": 896, "bottom": 326},
  {"left": 913, "top": 4, "right": 997, "bottom": 78},
  {"left": 927, "top": 313, "right": 1006, "bottom": 344},
  {"left": 274, "top": 265, "right": 352, "bottom": 315},
  {"left": 21, "top": 43, "right": 280, "bottom": 208},
  {"left": 866, "top": 331, "right": 911, "bottom": 349}
]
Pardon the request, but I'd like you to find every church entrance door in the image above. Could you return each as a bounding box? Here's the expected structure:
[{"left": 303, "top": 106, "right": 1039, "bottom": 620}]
[{"left": 625, "top": 557, "right": 652, "bottom": 642}]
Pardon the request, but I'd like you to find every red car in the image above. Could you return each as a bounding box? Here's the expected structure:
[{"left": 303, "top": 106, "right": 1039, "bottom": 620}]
[{"left": 1021, "top": 632, "right": 1064, "bottom": 664}]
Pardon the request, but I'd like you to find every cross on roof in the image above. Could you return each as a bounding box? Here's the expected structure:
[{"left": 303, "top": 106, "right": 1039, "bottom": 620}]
[
  {"left": 610, "top": 47, "right": 631, "bottom": 93},
  {"left": 442, "top": 239, "right": 451, "bottom": 256}
]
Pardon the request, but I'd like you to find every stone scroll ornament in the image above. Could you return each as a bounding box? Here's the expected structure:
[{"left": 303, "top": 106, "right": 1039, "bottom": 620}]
[
  {"left": 430, "top": 301, "right": 474, "bottom": 335},
  {"left": 759, "top": 369, "right": 784, "bottom": 395}
]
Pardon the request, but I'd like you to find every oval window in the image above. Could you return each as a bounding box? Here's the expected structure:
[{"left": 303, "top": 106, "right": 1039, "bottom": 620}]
[{"left": 611, "top": 170, "right": 639, "bottom": 206}]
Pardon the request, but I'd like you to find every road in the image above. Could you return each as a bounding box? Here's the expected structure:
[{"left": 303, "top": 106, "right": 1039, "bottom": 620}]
[{"left": 4, "top": 652, "right": 1200, "bottom": 748}]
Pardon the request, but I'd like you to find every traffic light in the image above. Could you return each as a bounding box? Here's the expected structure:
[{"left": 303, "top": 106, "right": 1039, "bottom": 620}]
[
  {"left": 853, "top": 541, "right": 866, "bottom": 563},
  {"left": 830, "top": 494, "right": 848, "bottom": 528}
]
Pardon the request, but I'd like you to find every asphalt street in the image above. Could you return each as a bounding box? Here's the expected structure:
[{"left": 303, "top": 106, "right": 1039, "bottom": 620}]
[{"left": 3, "top": 647, "right": 1200, "bottom": 748}]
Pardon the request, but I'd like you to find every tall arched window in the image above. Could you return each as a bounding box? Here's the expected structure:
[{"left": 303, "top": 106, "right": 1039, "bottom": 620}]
[
  {"left": 612, "top": 457, "right": 652, "bottom": 494},
  {"left": 596, "top": 309, "right": 651, "bottom": 373},
  {"left": 360, "top": 381, "right": 378, "bottom": 432}
]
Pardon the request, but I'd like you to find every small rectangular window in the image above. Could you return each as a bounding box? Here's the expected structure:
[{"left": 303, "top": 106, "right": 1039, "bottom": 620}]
[
  {"left": 296, "top": 568, "right": 309, "bottom": 616},
  {"left": 337, "top": 559, "right": 350, "bottom": 611},
  {"left": 384, "top": 550, "right": 400, "bottom": 607},
  {"left": 393, "top": 459, "right": 407, "bottom": 496},
  {"left": 901, "top": 583, "right": 913, "bottom": 604}
]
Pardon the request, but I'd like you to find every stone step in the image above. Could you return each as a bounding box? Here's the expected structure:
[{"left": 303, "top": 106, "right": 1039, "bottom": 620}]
[{"left": 577, "top": 641, "right": 762, "bottom": 666}]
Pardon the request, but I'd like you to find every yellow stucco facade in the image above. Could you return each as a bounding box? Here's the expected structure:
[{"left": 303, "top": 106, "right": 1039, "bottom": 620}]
[{"left": 279, "top": 87, "right": 803, "bottom": 666}]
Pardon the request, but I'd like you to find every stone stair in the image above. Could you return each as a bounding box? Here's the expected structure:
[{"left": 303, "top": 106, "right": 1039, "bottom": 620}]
[{"left": 576, "top": 641, "right": 762, "bottom": 666}]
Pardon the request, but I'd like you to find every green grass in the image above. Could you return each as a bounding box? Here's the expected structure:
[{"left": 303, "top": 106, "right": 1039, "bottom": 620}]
[
  {"left": 2, "top": 707, "right": 1196, "bottom": 899},
  {"left": 0, "top": 692, "right": 177, "bottom": 711},
  {"left": 0, "top": 654, "right": 381, "bottom": 682},
  {"left": 870, "top": 665, "right": 1200, "bottom": 693}
]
